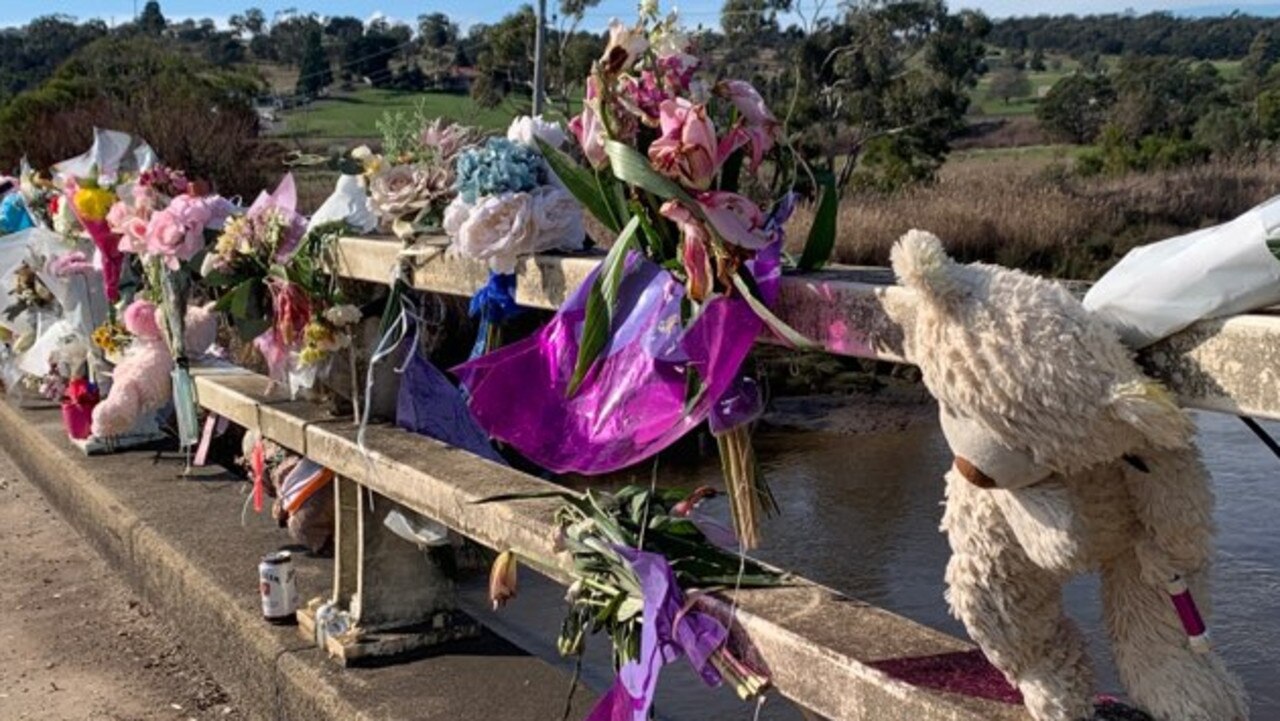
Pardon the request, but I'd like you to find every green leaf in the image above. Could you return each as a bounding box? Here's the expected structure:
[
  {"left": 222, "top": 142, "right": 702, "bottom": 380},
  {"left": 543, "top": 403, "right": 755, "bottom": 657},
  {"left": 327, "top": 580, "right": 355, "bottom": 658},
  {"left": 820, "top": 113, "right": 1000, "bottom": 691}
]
[
  {"left": 732, "top": 268, "right": 820, "bottom": 350},
  {"left": 537, "top": 138, "right": 621, "bottom": 233},
  {"left": 798, "top": 177, "right": 838, "bottom": 272},
  {"left": 567, "top": 217, "right": 641, "bottom": 397},
  {"left": 604, "top": 140, "right": 697, "bottom": 207},
  {"left": 718, "top": 147, "right": 744, "bottom": 194},
  {"left": 214, "top": 278, "right": 256, "bottom": 317}
]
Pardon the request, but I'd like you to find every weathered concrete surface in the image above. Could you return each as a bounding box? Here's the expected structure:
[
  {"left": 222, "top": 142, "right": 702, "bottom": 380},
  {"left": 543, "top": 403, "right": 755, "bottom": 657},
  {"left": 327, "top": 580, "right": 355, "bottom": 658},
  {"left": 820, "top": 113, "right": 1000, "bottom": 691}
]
[
  {"left": 194, "top": 366, "right": 1032, "bottom": 721},
  {"left": 336, "top": 235, "right": 1280, "bottom": 420},
  {"left": 0, "top": 397, "right": 597, "bottom": 721}
]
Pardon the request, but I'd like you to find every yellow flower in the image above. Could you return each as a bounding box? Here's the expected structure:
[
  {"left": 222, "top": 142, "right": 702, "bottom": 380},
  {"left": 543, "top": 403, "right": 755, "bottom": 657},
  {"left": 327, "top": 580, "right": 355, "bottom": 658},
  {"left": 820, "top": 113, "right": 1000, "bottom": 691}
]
[{"left": 73, "top": 187, "right": 115, "bottom": 221}]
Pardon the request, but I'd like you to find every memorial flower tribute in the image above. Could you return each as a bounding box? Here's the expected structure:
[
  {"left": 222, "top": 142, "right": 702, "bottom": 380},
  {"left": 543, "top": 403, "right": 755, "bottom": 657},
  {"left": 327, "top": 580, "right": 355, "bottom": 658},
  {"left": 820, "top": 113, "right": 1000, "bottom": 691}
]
[
  {"left": 107, "top": 169, "right": 232, "bottom": 448},
  {"left": 443, "top": 117, "right": 586, "bottom": 356},
  {"left": 455, "top": 4, "right": 835, "bottom": 549},
  {"left": 361, "top": 111, "right": 483, "bottom": 239}
]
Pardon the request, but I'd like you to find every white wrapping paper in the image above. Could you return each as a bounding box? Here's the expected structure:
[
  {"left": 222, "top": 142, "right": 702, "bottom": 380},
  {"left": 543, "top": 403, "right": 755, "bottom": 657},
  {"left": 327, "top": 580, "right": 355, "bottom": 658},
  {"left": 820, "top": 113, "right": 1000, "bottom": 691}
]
[
  {"left": 306, "top": 174, "right": 377, "bottom": 235},
  {"left": 1084, "top": 196, "right": 1280, "bottom": 348}
]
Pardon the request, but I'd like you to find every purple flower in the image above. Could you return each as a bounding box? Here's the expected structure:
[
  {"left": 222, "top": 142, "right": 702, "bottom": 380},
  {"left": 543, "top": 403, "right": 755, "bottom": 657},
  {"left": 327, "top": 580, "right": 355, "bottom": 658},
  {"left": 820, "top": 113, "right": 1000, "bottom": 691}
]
[{"left": 585, "top": 548, "right": 728, "bottom": 721}]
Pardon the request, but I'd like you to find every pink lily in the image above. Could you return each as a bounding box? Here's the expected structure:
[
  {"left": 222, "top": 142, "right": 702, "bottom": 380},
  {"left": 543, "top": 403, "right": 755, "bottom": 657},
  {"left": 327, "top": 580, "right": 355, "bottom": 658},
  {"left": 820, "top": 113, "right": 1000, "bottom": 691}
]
[
  {"left": 570, "top": 77, "right": 609, "bottom": 169},
  {"left": 696, "top": 191, "right": 771, "bottom": 250},
  {"left": 660, "top": 200, "right": 714, "bottom": 302},
  {"left": 649, "top": 99, "right": 739, "bottom": 190}
]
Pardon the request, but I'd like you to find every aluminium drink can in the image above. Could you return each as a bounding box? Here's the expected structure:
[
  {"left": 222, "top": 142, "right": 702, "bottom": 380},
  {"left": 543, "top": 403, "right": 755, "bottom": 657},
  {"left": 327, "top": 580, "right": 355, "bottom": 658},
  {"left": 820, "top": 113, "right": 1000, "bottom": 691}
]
[{"left": 259, "top": 550, "right": 298, "bottom": 623}]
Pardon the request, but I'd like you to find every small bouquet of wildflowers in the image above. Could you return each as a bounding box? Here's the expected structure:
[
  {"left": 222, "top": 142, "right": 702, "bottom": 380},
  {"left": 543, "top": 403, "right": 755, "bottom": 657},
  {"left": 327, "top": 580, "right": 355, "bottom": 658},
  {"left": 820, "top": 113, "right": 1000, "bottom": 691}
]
[
  {"left": 206, "top": 176, "right": 366, "bottom": 412},
  {"left": 442, "top": 117, "right": 586, "bottom": 357}
]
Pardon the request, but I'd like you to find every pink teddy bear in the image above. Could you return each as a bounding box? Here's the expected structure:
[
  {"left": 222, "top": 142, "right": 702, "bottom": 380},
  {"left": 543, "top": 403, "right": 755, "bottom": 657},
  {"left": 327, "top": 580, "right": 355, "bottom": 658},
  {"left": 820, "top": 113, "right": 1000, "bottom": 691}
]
[{"left": 91, "top": 299, "right": 218, "bottom": 439}]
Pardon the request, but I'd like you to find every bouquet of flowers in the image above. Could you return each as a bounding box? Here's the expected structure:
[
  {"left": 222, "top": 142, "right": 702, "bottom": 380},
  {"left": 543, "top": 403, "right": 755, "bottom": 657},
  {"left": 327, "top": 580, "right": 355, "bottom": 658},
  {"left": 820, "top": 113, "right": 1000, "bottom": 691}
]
[
  {"left": 488, "top": 486, "right": 782, "bottom": 719},
  {"left": 112, "top": 176, "right": 231, "bottom": 448},
  {"left": 206, "top": 175, "right": 365, "bottom": 407},
  {"left": 455, "top": 5, "right": 834, "bottom": 548},
  {"left": 65, "top": 171, "right": 125, "bottom": 302},
  {"left": 360, "top": 111, "right": 483, "bottom": 239},
  {"left": 443, "top": 116, "right": 586, "bottom": 357}
]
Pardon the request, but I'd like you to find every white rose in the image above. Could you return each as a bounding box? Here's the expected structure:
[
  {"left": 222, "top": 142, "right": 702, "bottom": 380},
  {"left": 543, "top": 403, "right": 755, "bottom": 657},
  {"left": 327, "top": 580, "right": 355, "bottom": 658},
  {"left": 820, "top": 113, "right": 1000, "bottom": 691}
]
[
  {"left": 323, "top": 304, "right": 362, "bottom": 327},
  {"left": 530, "top": 186, "right": 585, "bottom": 253},
  {"left": 456, "top": 192, "right": 535, "bottom": 274},
  {"left": 507, "top": 115, "right": 568, "bottom": 150},
  {"left": 442, "top": 196, "right": 473, "bottom": 238}
]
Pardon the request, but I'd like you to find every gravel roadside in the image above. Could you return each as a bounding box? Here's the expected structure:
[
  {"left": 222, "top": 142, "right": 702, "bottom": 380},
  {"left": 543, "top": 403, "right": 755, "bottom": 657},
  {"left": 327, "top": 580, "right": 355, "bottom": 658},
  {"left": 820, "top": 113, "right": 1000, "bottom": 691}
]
[{"left": 0, "top": 450, "right": 246, "bottom": 721}]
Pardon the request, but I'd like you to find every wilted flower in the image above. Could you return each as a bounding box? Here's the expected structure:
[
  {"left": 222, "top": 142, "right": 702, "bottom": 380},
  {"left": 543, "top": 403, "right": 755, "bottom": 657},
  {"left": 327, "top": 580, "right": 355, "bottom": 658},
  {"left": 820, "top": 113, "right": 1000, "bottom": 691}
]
[
  {"left": 369, "top": 164, "right": 452, "bottom": 220},
  {"left": 716, "top": 80, "right": 780, "bottom": 171},
  {"left": 618, "top": 71, "right": 670, "bottom": 125},
  {"left": 660, "top": 200, "right": 713, "bottom": 302},
  {"left": 455, "top": 192, "right": 536, "bottom": 274},
  {"left": 696, "top": 191, "right": 770, "bottom": 249},
  {"left": 602, "top": 19, "right": 649, "bottom": 73},
  {"left": 489, "top": 550, "right": 519, "bottom": 610},
  {"left": 649, "top": 99, "right": 728, "bottom": 190},
  {"left": 507, "top": 115, "right": 568, "bottom": 150},
  {"left": 569, "top": 85, "right": 609, "bottom": 169}
]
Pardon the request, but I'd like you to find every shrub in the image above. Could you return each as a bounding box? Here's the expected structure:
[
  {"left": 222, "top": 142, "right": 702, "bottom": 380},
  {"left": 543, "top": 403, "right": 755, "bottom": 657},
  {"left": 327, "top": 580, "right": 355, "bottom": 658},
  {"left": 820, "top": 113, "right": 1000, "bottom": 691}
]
[{"left": 0, "top": 36, "right": 276, "bottom": 199}]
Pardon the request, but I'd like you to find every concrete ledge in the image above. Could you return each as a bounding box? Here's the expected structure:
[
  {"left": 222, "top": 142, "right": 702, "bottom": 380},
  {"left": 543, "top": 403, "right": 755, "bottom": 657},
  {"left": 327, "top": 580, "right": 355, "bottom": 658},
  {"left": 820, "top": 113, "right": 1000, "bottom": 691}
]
[
  {"left": 0, "top": 397, "right": 597, "bottom": 721},
  {"left": 334, "top": 235, "right": 1280, "bottom": 420},
  {"left": 193, "top": 366, "right": 1031, "bottom": 721}
]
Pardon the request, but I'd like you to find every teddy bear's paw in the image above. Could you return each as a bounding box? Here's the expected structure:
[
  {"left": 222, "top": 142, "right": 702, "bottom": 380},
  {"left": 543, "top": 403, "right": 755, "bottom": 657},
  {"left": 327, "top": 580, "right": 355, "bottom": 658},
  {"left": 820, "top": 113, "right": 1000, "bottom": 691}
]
[{"left": 1092, "top": 699, "right": 1155, "bottom": 721}]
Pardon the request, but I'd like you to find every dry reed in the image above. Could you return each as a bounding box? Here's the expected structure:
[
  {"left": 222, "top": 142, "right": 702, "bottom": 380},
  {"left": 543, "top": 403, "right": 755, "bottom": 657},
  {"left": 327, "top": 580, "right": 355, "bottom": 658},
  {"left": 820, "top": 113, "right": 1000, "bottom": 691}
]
[{"left": 789, "top": 155, "right": 1280, "bottom": 279}]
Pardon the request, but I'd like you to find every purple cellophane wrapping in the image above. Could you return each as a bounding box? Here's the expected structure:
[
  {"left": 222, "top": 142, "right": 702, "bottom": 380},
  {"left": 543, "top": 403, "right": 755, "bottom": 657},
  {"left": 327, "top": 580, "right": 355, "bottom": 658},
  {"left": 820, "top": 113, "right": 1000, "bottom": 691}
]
[{"left": 453, "top": 243, "right": 778, "bottom": 475}]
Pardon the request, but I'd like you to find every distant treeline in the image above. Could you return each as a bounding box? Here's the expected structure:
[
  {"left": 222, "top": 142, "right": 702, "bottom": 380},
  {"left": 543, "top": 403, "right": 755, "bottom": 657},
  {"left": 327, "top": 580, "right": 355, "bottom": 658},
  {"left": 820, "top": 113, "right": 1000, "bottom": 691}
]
[{"left": 989, "top": 12, "right": 1280, "bottom": 60}]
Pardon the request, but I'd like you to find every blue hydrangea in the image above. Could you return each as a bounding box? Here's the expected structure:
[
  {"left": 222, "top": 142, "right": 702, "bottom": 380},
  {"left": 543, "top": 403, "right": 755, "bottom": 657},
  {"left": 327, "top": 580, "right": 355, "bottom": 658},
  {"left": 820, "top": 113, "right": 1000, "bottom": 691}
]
[{"left": 454, "top": 137, "right": 543, "bottom": 204}]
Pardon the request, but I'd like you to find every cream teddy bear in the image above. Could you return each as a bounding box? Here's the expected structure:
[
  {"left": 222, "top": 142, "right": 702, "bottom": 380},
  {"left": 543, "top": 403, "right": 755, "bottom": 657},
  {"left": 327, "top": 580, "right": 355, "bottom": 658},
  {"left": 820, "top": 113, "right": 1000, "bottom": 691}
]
[{"left": 884, "top": 231, "right": 1248, "bottom": 721}]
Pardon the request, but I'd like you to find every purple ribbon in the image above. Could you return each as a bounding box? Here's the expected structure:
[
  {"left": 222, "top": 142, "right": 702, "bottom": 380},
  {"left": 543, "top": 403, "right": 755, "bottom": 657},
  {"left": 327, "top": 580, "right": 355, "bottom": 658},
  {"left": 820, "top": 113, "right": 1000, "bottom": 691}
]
[{"left": 585, "top": 548, "right": 728, "bottom": 721}]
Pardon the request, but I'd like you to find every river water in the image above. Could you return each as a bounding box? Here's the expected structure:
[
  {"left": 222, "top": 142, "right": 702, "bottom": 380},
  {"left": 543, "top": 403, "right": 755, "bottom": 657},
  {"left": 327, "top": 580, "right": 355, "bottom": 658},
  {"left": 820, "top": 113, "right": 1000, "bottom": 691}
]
[{"left": 462, "top": 409, "right": 1280, "bottom": 720}]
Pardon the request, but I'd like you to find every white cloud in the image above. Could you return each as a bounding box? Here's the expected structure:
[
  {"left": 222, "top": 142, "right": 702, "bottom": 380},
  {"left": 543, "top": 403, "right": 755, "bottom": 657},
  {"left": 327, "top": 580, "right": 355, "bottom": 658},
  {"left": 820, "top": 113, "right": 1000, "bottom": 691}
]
[{"left": 365, "top": 10, "right": 411, "bottom": 28}]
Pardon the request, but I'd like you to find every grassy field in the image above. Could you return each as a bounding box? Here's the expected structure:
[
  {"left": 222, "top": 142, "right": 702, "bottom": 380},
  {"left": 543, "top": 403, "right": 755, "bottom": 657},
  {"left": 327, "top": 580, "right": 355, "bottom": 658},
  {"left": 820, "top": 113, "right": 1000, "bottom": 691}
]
[
  {"left": 275, "top": 88, "right": 517, "bottom": 137},
  {"left": 971, "top": 67, "right": 1070, "bottom": 117}
]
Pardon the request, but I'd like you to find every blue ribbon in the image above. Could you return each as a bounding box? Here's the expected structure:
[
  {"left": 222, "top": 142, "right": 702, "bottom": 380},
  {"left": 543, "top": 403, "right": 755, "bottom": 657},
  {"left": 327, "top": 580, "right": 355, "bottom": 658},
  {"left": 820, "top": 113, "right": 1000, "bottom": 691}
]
[{"left": 468, "top": 271, "right": 520, "bottom": 359}]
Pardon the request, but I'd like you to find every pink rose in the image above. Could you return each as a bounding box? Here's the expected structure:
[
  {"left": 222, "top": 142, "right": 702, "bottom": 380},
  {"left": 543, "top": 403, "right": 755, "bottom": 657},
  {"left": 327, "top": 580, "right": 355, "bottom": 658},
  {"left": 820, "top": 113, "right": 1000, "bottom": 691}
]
[
  {"left": 696, "top": 191, "right": 770, "bottom": 249},
  {"left": 145, "top": 194, "right": 214, "bottom": 269},
  {"left": 648, "top": 98, "right": 735, "bottom": 190},
  {"left": 660, "top": 200, "right": 713, "bottom": 302}
]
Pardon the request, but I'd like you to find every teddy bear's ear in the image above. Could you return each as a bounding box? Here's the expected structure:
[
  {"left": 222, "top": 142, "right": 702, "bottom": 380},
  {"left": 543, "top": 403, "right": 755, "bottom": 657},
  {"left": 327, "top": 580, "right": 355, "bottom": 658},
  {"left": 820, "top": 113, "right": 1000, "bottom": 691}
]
[
  {"left": 1109, "top": 380, "right": 1194, "bottom": 450},
  {"left": 890, "top": 230, "right": 967, "bottom": 308}
]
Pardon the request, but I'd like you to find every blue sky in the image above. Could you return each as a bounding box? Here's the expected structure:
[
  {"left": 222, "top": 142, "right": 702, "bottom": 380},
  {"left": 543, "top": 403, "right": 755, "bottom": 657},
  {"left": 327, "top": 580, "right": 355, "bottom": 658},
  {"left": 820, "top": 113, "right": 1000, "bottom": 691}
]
[{"left": 4, "top": 0, "right": 1280, "bottom": 29}]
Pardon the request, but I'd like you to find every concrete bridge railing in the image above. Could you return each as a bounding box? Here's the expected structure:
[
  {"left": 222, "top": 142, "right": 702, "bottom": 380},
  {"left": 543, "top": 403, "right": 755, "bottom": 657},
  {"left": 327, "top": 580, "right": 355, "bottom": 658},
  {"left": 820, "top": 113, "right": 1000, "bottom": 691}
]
[{"left": 191, "top": 235, "right": 1280, "bottom": 721}]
